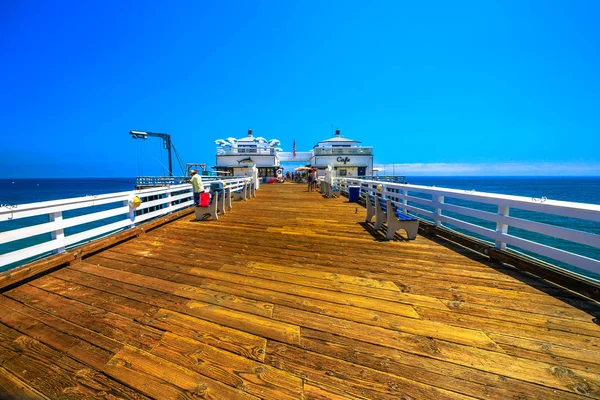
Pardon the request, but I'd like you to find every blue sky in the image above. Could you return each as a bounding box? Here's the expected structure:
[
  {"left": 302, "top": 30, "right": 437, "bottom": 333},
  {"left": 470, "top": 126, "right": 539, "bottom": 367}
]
[{"left": 0, "top": 0, "right": 598, "bottom": 177}]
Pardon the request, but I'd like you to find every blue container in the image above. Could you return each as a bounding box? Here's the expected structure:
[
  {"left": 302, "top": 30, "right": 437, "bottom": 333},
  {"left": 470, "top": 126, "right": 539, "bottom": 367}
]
[
  {"left": 210, "top": 181, "right": 224, "bottom": 192},
  {"left": 348, "top": 186, "right": 361, "bottom": 202}
]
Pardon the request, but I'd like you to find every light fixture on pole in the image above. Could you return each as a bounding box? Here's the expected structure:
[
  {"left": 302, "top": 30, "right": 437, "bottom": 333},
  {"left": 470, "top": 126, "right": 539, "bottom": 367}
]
[{"left": 129, "top": 130, "right": 173, "bottom": 176}]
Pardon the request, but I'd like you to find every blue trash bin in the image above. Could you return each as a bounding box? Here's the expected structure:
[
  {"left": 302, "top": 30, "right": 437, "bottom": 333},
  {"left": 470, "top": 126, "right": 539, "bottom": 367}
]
[{"left": 348, "top": 186, "right": 361, "bottom": 202}]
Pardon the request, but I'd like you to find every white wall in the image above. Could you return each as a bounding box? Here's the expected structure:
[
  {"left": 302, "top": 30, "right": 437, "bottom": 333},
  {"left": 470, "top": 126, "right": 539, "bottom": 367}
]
[
  {"left": 216, "top": 155, "right": 279, "bottom": 167},
  {"left": 311, "top": 154, "right": 373, "bottom": 175}
]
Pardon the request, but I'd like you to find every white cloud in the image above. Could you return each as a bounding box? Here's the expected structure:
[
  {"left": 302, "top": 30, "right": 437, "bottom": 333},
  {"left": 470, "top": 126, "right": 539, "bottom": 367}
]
[{"left": 373, "top": 162, "right": 600, "bottom": 176}]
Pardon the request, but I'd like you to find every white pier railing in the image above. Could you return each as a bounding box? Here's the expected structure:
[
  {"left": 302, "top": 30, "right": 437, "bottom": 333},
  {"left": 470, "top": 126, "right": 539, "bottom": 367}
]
[
  {"left": 0, "top": 177, "right": 251, "bottom": 270},
  {"left": 336, "top": 178, "right": 600, "bottom": 280}
]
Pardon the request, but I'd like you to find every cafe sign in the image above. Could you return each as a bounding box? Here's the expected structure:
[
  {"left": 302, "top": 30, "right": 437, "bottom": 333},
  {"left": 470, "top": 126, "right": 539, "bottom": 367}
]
[{"left": 336, "top": 156, "right": 350, "bottom": 164}]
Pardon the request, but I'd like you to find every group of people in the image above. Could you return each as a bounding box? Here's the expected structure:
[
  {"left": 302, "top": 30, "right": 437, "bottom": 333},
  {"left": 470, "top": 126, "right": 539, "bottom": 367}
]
[
  {"left": 306, "top": 168, "right": 318, "bottom": 192},
  {"left": 190, "top": 169, "right": 320, "bottom": 204},
  {"left": 283, "top": 169, "right": 318, "bottom": 191}
]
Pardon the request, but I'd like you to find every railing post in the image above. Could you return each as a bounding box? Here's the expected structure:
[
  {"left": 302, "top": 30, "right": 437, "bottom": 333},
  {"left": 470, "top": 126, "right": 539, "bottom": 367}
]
[
  {"left": 49, "top": 211, "right": 65, "bottom": 254},
  {"left": 433, "top": 195, "right": 444, "bottom": 227},
  {"left": 165, "top": 189, "right": 173, "bottom": 214},
  {"left": 126, "top": 199, "right": 136, "bottom": 228},
  {"left": 495, "top": 205, "right": 509, "bottom": 250},
  {"left": 402, "top": 189, "right": 408, "bottom": 214}
]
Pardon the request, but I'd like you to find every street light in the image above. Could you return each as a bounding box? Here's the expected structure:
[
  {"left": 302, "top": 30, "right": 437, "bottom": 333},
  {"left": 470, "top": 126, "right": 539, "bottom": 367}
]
[
  {"left": 129, "top": 130, "right": 173, "bottom": 176},
  {"left": 130, "top": 130, "right": 148, "bottom": 139}
]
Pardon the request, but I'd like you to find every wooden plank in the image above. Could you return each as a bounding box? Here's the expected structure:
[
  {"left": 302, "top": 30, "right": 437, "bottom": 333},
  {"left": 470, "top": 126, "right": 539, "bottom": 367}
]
[
  {"left": 272, "top": 306, "right": 600, "bottom": 397},
  {"left": 0, "top": 295, "right": 123, "bottom": 354},
  {"left": 303, "top": 381, "right": 367, "bottom": 400},
  {"left": 272, "top": 304, "right": 501, "bottom": 351},
  {"left": 184, "top": 300, "right": 300, "bottom": 345},
  {"left": 142, "top": 308, "right": 267, "bottom": 362},
  {"left": 180, "top": 279, "right": 424, "bottom": 333},
  {"left": 146, "top": 222, "right": 491, "bottom": 266},
  {"left": 441, "top": 299, "right": 600, "bottom": 338},
  {"left": 105, "top": 244, "right": 598, "bottom": 333},
  {"left": 104, "top": 346, "right": 261, "bottom": 400},
  {"left": 247, "top": 261, "right": 401, "bottom": 291},
  {"left": 216, "top": 265, "right": 449, "bottom": 310},
  {"left": 4, "top": 284, "right": 163, "bottom": 351},
  {"left": 188, "top": 265, "right": 445, "bottom": 314},
  {"left": 414, "top": 306, "right": 600, "bottom": 354},
  {"left": 0, "top": 304, "right": 114, "bottom": 370},
  {"left": 0, "top": 365, "right": 51, "bottom": 400},
  {"left": 150, "top": 332, "right": 303, "bottom": 400},
  {"left": 70, "top": 261, "right": 275, "bottom": 318},
  {"left": 30, "top": 274, "right": 154, "bottom": 320},
  {"left": 265, "top": 341, "right": 475, "bottom": 400},
  {"left": 488, "top": 332, "right": 600, "bottom": 370},
  {"left": 66, "top": 265, "right": 300, "bottom": 346},
  {"left": 398, "top": 275, "right": 600, "bottom": 316},
  {"left": 231, "top": 255, "right": 599, "bottom": 325},
  {"left": 299, "top": 327, "right": 587, "bottom": 400},
  {"left": 90, "top": 251, "right": 421, "bottom": 318},
  {"left": 53, "top": 265, "right": 187, "bottom": 311},
  {"left": 0, "top": 325, "right": 149, "bottom": 400}
]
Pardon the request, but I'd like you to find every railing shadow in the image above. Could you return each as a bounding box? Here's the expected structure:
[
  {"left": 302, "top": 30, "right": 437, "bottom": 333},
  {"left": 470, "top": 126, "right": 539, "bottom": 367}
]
[{"left": 419, "top": 229, "right": 600, "bottom": 319}]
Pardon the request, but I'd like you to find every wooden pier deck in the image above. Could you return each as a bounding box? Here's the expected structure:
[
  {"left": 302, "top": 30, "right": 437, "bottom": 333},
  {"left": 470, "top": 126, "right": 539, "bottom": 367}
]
[{"left": 1, "top": 183, "right": 599, "bottom": 399}]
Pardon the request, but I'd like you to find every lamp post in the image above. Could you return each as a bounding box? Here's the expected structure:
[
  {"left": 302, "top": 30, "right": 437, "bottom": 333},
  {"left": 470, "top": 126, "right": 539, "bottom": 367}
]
[{"left": 129, "top": 130, "right": 173, "bottom": 176}]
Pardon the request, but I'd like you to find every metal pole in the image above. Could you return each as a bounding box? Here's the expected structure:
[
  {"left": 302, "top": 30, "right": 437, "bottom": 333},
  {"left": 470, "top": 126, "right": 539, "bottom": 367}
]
[{"left": 166, "top": 136, "right": 173, "bottom": 176}]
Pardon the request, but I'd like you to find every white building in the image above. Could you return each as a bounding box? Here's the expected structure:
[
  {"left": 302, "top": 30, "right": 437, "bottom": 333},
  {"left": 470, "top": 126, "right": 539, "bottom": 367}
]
[
  {"left": 214, "top": 129, "right": 282, "bottom": 177},
  {"left": 214, "top": 128, "right": 373, "bottom": 178},
  {"left": 309, "top": 129, "right": 373, "bottom": 177}
]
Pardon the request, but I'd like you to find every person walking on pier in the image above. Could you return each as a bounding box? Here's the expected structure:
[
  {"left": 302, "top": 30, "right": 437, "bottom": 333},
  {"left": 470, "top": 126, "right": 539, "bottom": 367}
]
[{"left": 188, "top": 170, "right": 204, "bottom": 205}]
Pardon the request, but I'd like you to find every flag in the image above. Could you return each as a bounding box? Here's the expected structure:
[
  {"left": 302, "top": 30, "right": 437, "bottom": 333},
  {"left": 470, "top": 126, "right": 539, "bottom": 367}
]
[{"left": 293, "top": 140, "right": 296, "bottom": 158}]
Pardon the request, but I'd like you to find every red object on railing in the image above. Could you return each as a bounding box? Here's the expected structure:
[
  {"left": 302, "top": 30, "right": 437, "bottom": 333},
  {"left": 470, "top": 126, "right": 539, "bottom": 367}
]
[{"left": 199, "top": 193, "right": 211, "bottom": 207}]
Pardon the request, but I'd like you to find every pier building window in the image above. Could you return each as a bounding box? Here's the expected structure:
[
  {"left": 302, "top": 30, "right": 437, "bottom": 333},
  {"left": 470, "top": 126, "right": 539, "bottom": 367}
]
[{"left": 258, "top": 167, "right": 277, "bottom": 177}]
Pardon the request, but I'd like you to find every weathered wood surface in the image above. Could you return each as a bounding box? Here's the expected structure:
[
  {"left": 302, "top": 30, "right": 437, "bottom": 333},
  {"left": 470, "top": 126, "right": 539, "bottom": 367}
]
[{"left": 1, "top": 183, "right": 599, "bottom": 399}]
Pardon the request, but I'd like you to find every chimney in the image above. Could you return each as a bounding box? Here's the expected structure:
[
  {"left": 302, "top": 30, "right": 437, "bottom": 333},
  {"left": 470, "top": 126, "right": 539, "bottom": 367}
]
[
  {"left": 335, "top": 128, "right": 340, "bottom": 137},
  {"left": 248, "top": 128, "right": 253, "bottom": 137}
]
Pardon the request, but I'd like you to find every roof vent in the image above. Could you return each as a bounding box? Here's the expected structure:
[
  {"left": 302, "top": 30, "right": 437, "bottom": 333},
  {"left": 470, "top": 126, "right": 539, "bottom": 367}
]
[
  {"left": 248, "top": 128, "right": 253, "bottom": 137},
  {"left": 335, "top": 128, "right": 340, "bottom": 137}
]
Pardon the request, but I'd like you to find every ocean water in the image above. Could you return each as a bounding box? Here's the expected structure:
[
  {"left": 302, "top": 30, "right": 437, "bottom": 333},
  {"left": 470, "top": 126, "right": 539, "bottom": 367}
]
[
  {"left": 405, "top": 176, "right": 600, "bottom": 205},
  {"left": 1, "top": 177, "right": 599, "bottom": 280},
  {"left": 0, "top": 178, "right": 135, "bottom": 205}
]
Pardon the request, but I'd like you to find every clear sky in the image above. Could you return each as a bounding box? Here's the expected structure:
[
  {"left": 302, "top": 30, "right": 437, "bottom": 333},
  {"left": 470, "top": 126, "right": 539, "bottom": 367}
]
[{"left": 1, "top": 0, "right": 599, "bottom": 177}]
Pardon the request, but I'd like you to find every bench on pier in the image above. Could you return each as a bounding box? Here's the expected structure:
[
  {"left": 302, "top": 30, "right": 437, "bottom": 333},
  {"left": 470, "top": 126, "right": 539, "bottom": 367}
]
[
  {"left": 366, "top": 194, "right": 419, "bottom": 240},
  {"left": 216, "top": 188, "right": 232, "bottom": 215},
  {"left": 232, "top": 182, "right": 249, "bottom": 201},
  {"left": 194, "top": 191, "right": 219, "bottom": 221}
]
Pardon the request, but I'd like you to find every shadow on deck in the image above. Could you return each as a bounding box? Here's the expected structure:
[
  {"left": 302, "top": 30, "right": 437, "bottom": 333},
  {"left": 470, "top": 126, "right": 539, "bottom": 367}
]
[{"left": 0, "top": 183, "right": 599, "bottom": 399}]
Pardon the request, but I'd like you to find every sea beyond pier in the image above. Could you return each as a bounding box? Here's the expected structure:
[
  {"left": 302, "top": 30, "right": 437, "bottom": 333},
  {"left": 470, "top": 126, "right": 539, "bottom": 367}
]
[{"left": 0, "top": 183, "right": 599, "bottom": 399}]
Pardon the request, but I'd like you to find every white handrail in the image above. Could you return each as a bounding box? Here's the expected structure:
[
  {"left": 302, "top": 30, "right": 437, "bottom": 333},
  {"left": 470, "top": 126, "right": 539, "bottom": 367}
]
[
  {"left": 337, "top": 178, "right": 600, "bottom": 279},
  {"left": 0, "top": 177, "right": 252, "bottom": 269}
]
